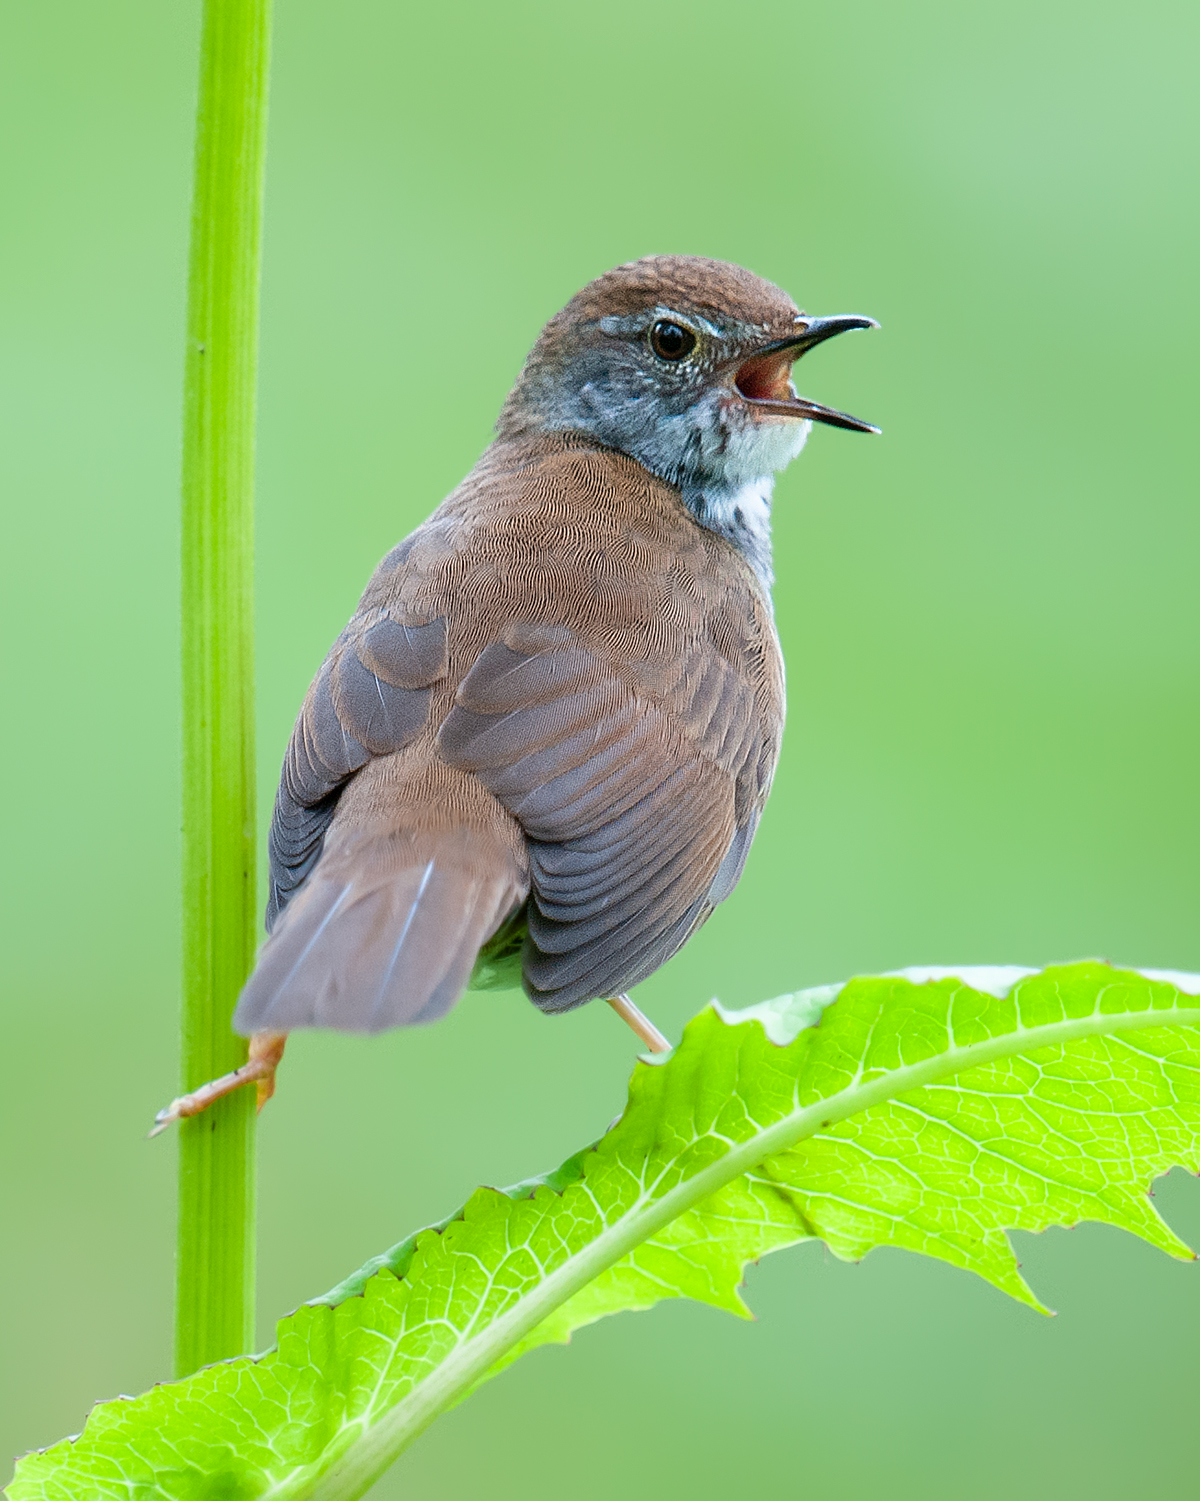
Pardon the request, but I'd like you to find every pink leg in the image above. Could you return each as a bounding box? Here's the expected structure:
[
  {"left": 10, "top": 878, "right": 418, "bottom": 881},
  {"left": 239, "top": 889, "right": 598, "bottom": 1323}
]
[
  {"left": 149, "top": 1031, "right": 288, "bottom": 1137},
  {"left": 605, "top": 994, "right": 671, "bottom": 1053}
]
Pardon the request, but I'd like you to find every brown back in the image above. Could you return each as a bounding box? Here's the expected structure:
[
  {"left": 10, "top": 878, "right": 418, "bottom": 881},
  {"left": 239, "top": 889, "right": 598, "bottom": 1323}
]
[{"left": 234, "top": 431, "right": 784, "bottom": 1034}]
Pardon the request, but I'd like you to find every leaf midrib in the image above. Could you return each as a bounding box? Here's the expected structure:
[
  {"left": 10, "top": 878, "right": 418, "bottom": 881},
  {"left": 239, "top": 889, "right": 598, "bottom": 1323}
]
[{"left": 291, "top": 999, "right": 1200, "bottom": 1501}]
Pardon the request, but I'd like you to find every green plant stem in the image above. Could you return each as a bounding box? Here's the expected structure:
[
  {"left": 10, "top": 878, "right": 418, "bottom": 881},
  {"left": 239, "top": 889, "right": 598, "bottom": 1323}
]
[{"left": 177, "top": 0, "right": 272, "bottom": 1380}]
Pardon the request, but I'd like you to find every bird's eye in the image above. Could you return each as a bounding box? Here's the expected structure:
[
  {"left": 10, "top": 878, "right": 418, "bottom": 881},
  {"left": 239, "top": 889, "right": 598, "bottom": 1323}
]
[{"left": 649, "top": 320, "right": 696, "bottom": 362}]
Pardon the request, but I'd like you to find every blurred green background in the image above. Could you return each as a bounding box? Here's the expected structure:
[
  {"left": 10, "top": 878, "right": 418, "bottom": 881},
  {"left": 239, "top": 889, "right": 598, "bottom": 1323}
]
[{"left": 2, "top": 0, "right": 1197, "bottom": 1493}]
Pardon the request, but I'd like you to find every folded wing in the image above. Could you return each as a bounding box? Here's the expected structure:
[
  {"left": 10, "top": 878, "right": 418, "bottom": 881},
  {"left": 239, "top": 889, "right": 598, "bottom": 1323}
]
[
  {"left": 439, "top": 622, "right": 772, "bottom": 1012},
  {"left": 237, "top": 606, "right": 527, "bottom": 1035}
]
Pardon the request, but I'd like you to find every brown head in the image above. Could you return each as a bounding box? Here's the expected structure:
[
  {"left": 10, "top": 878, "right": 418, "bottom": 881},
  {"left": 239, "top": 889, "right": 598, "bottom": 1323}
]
[{"left": 496, "top": 256, "right": 877, "bottom": 581}]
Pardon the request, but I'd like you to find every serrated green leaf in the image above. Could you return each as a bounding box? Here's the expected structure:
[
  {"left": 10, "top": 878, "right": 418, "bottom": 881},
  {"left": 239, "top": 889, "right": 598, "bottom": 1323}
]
[{"left": 10, "top": 962, "right": 1200, "bottom": 1501}]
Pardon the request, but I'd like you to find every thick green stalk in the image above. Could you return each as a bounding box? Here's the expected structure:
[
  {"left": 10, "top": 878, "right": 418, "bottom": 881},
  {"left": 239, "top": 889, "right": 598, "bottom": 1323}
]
[{"left": 177, "top": 0, "right": 272, "bottom": 1379}]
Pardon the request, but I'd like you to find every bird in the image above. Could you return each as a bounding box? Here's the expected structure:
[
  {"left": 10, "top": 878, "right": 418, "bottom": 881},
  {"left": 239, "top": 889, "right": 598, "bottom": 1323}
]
[{"left": 152, "top": 254, "right": 877, "bottom": 1133}]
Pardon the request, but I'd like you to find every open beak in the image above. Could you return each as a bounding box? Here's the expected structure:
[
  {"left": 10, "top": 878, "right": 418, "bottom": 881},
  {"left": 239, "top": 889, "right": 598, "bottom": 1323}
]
[{"left": 734, "top": 314, "right": 880, "bottom": 434}]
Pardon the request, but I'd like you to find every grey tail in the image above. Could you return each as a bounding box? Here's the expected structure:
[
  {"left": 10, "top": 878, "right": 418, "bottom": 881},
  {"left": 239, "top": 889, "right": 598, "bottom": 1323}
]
[{"left": 233, "top": 828, "right": 527, "bottom": 1035}]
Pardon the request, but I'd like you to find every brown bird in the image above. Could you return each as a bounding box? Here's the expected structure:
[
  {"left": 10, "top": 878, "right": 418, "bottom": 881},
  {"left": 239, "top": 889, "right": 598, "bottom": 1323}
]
[{"left": 153, "top": 255, "right": 877, "bottom": 1132}]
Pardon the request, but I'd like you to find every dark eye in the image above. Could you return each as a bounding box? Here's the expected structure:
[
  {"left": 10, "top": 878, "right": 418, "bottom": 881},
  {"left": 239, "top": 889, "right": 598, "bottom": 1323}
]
[{"left": 649, "top": 320, "right": 696, "bottom": 361}]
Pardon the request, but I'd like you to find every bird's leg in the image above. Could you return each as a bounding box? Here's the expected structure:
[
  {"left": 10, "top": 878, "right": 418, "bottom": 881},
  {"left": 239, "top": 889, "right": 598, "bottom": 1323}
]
[
  {"left": 605, "top": 994, "right": 671, "bottom": 1053},
  {"left": 149, "top": 1030, "right": 288, "bottom": 1137}
]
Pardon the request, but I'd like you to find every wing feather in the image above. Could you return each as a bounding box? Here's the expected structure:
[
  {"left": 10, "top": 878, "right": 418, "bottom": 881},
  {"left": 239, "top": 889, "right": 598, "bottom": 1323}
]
[
  {"left": 266, "top": 610, "right": 446, "bottom": 929},
  {"left": 439, "top": 630, "right": 765, "bottom": 1012}
]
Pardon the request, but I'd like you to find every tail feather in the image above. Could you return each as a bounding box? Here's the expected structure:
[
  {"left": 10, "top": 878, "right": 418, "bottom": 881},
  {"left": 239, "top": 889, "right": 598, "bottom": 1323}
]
[{"left": 234, "top": 827, "right": 527, "bottom": 1035}]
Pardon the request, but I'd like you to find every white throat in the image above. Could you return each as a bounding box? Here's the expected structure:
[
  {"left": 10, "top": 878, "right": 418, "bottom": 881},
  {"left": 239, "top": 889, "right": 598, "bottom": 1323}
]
[{"left": 681, "top": 411, "right": 811, "bottom": 589}]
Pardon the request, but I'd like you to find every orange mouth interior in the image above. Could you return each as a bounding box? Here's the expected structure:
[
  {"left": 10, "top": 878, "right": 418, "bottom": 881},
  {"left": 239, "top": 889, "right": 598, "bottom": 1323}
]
[{"left": 734, "top": 349, "right": 795, "bottom": 402}]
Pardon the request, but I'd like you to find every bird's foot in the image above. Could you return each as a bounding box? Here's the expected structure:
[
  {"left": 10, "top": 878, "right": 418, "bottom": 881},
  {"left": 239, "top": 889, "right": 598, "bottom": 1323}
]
[
  {"left": 149, "top": 1030, "right": 288, "bottom": 1137},
  {"left": 605, "top": 994, "right": 671, "bottom": 1053}
]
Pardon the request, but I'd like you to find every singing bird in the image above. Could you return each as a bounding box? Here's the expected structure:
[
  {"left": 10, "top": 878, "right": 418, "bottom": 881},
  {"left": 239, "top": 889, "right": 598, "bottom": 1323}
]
[{"left": 154, "top": 255, "right": 877, "bottom": 1132}]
